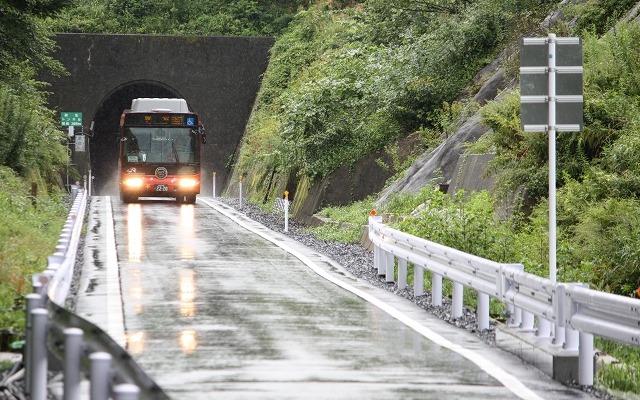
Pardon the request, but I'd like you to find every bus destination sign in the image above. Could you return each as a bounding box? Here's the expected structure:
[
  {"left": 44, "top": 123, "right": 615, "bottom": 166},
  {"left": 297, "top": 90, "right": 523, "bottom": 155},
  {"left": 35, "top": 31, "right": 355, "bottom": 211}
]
[{"left": 126, "top": 113, "right": 197, "bottom": 126}]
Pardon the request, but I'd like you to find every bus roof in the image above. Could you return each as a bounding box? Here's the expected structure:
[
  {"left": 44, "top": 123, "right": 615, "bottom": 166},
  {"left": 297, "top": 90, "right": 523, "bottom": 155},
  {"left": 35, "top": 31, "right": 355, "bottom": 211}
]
[{"left": 131, "top": 98, "right": 190, "bottom": 113}]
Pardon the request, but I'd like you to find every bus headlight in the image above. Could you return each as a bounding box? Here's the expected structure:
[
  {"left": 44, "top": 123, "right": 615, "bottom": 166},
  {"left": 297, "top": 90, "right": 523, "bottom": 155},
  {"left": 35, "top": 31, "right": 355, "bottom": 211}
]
[
  {"left": 179, "top": 178, "right": 198, "bottom": 189},
  {"left": 124, "top": 177, "right": 144, "bottom": 188}
]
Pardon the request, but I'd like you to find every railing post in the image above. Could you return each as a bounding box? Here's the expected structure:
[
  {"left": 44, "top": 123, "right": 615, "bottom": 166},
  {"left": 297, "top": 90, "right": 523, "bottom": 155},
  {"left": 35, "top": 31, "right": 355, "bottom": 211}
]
[
  {"left": 564, "top": 326, "right": 579, "bottom": 351},
  {"left": 378, "top": 249, "right": 387, "bottom": 276},
  {"left": 25, "top": 293, "right": 41, "bottom": 395},
  {"left": 64, "top": 328, "right": 84, "bottom": 400},
  {"left": 386, "top": 252, "right": 395, "bottom": 283},
  {"left": 397, "top": 259, "right": 407, "bottom": 290},
  {"left": 30, "top": 308, "right": 49, "bottom": 400},
  {"left": 373, "top": 246, "right": 381, "bottom": 274},
  {"left": 414, "top": 265, "right": 424, "bottom": 296},
  {"left": 452, "top": 282, "right": 464, "bottom": 319},
  {"left": 113, "top": 383, "right": 140, "bottom": 400},
  {"left": 579, "top": 331, "right": 594, "bottom": 386},
  {"left": 90, "top": 352, "right": 112, "bottom": 400},
  {"left": 431, "top": 273, "right": 442, "bottom": 306},
  {"left": 504, "top": 264, "right": 523, "bottom": 328},
  {"left": 521, "top": 310, "right": 535, "bottom": 330},
  {"left": 477, "top": 292, "right": 490, "bottom": 331},
  {"left": 537, "top": 317, "right": 551, "bottom": 338}
]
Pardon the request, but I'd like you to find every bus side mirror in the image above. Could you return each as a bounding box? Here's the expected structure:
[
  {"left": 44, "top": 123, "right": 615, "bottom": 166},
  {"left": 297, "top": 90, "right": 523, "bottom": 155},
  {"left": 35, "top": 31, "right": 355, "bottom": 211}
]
[{"left": 202, "top": 133, "right": 207, "bottom": 144}]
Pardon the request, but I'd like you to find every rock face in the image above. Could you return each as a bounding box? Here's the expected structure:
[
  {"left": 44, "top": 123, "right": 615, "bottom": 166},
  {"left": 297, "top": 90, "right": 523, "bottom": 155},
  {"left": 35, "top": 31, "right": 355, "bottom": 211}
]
[{"left": 375, "top": 111, "right": 491, "bottom": 206}]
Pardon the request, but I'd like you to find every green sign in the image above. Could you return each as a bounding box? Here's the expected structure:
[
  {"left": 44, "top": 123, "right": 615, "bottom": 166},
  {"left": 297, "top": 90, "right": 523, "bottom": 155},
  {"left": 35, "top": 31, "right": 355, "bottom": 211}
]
[{"left": 61, "top": 112, "right": 83, "bottom": 127}]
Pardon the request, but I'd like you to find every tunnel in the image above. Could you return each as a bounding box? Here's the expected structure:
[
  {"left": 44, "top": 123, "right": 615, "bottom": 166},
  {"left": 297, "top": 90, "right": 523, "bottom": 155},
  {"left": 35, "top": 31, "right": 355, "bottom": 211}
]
[
  {"left": 44, "top": 34, "right": 275, "bottom": 197},
  {"left": 89, "top": 81, "right": 184, "bottom": 195}
]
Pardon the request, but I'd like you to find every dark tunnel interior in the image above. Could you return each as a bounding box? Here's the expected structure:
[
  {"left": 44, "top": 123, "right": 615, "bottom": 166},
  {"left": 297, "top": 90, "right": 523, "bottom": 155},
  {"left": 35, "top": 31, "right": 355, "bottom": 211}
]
[{"left": 89, "top": 82, "right": 181, "bottom": 195}]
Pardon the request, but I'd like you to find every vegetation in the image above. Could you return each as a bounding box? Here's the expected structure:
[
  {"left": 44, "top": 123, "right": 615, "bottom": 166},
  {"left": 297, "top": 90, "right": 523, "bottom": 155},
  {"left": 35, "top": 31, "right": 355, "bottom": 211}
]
[
  {"left": 4, "top": 0, "right": 640, "bottom": 395},
  {"left": 45, "top": 0, "right": 309, "bottom": 36},
  {"left": 0, "top": 167, "right": 68, "bottom": 333},
  {"left": 237, "top": 0, "right": 559, "bottom": 201},
  {"left": 0, "top": 0, "right": 74, "bottom": 346}
]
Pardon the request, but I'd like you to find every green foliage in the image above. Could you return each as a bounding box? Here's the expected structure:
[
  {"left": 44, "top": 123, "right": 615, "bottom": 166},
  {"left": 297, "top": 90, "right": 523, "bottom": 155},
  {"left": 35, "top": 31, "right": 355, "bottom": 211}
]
[
  {"left": 396, "top": 188, "right": 515, "bottom": 262},
  {"left": 239, "top": 0, "right": 545, "bottom": 197},
  {"left": 566, "top": 0, "right": 637, "bottom": 36},
  {"left": 0, "top": 167, "right": 67, "bottom": 332},
  {"left": 0, "top": 1, "right": 70, "bottom": 86},
  {"left": 47, "top": 0, "right": 308, "bottom": 36},
  {"left": 0, "top": 83, "right": 68, "bottom": 185},
  {"left": 310, "top": 196, "right": 375, "bottom": 242}
]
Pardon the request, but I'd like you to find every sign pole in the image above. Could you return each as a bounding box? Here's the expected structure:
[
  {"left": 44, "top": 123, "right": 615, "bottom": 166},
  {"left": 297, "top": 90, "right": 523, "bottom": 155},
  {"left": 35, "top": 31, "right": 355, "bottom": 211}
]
[
  {"left": 521, "top": 33, "right": 582, "bottom": 342},
  {"left": 548, "top": 33, "right": 557, "bottom": 285}
]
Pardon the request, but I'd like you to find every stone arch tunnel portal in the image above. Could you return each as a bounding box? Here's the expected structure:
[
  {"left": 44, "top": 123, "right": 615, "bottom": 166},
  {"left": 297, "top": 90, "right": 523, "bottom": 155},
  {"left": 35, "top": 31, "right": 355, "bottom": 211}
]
[{"left": 44, "top": 33, "right": 275, "bottom": 197}]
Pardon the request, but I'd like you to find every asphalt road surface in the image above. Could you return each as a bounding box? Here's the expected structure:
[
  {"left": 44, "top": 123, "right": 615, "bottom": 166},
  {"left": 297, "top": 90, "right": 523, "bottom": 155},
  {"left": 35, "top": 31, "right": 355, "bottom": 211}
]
[{"left": 75, "top": 196, "right": 595, "bottom": 399}]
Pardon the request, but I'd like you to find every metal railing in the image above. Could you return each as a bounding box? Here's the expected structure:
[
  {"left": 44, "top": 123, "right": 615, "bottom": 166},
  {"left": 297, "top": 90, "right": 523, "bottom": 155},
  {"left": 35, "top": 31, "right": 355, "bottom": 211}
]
[
  {"left": 369, "top": 215, "right": 640, "bottom": 386},
  {"left": 25, "top": 187, "right": 168, "bottom": 400}
]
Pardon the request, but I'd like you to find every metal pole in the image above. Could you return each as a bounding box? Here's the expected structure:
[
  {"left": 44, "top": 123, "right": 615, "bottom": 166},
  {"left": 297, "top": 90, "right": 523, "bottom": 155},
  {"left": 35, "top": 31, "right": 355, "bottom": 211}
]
[
  {"left": 548, "top": 32, "right": 557, "bottom": 285},
  {"left": 284, "top": 191, "right": 289, "bottom": 232},
  {"left": 431, "top": 273, "right": 442, "bottom": 306},
  {"left": 398, "top": 259, "right": 407, "bottom": 290},
  {"left": 579, "top": 331, "right": 594, "bottom": 385},
  {"left": 89, "top": 352, "right": 112, "bottom": 400},
  {"left": 452, "top": 282, "right": 464, "bottom": 318},
  {"left": 25, "top": 293, "right": 41, "bottom": 395},
  {"left": 64, "top": 328, "right": 84, "bottom": 400},
  {"left": 477, "top": 292, "right": 490, "bottom": 331},
  {"left": 538, "top": 32, "right": 557, "bottom": 339},
  {"left": 414, "top": 266, "right": 424, "bottom": 296},
  {"left": 212, "top": 172, "right": 216, "bottom": 198},
  {"left": 238, "top": 175, "right": 243, "bottom": 206},
  {"left": 30, "top": 308, "right": 49, "bottom": 400},
  {"left": 385, "top": 252, "right": 394, "bottom": 283}
]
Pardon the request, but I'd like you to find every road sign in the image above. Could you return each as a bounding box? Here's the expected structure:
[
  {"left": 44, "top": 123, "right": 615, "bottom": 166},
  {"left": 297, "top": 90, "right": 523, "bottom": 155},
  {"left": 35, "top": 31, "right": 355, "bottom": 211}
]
[
  {"left": 520, "top": 37, "right": 583, "bottom": 132},
  {"left": 61, "top": 112, "right": 83, "bottom": 127},
  {"left": 75, "top": 134, "right": 85, "bottom": 152},
  {"left": 519, "top": 35, "right": 584, "bottom": 341}
]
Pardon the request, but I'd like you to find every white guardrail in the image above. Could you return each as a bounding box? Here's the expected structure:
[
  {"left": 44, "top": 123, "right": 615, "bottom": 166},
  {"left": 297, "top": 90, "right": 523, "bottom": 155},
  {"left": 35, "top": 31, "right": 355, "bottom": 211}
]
[
  {"left": 24, "top": 187, "right": 168, "bottom": 400},
  {"left": 369, "top": 215, "right": 640, "bottom": 386}
]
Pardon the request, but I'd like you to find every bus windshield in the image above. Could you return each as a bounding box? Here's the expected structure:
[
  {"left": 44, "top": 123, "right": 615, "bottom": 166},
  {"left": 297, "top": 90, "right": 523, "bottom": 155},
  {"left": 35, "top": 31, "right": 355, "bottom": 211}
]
[{"left": 124, "top": 127, "right": 199, "bottom": 163}]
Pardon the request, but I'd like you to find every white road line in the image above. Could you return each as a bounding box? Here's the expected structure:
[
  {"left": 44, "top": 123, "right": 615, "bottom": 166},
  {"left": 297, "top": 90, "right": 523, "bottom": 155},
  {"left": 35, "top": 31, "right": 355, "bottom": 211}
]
[
  {"left": 105, "top": 197, "right": 126, "bottom": 347},
  {"left": 200, "top": 197, "right": 543, "bottom": 400}
]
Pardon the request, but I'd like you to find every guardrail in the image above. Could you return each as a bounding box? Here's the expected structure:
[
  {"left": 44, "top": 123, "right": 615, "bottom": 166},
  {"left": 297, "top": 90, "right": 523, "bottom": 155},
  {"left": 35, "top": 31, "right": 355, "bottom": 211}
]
[
  {"left": 369, "top": 215, "right": 640, "bottom": 386},
  {"left": 24, "top": 187, "right": 168, "bottom": 400}
]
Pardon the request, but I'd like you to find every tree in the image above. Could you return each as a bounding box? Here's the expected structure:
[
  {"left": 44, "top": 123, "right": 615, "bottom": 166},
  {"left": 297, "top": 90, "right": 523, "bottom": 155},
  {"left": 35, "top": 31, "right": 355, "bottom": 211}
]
[{"left": 0, "top": 0, "right": 72, "bottom": 86}]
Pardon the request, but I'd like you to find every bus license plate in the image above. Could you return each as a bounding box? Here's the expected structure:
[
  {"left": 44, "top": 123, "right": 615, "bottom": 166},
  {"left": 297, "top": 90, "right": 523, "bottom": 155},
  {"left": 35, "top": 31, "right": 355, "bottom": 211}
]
[{"left": 155, "top": 184, "right": 169, "bottom": 192}]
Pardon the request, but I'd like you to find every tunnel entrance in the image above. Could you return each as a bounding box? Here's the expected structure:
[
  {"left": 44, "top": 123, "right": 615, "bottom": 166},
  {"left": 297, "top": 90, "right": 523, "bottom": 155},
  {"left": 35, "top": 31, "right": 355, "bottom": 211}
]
[{"left": 90, "top": 81, "right": 182, "bottom": 195}]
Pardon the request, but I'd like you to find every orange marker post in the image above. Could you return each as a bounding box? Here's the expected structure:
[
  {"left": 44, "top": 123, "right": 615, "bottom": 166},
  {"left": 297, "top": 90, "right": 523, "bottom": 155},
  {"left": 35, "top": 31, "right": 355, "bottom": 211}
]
[{"left": 284, "top": 191, "right": 289, "bottom": 232}]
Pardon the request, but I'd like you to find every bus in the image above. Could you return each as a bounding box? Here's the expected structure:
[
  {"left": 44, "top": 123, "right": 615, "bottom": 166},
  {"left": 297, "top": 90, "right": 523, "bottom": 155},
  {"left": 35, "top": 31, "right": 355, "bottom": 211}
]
[{"left": 118, "top": 98, "right": 205, "bottom": 204}]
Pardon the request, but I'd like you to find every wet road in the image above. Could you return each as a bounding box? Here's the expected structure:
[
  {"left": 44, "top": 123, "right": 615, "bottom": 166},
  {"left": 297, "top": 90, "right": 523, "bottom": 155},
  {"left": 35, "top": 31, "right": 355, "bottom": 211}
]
[{"left": 77, "top": 197, "right": 594, "bottom": 399}]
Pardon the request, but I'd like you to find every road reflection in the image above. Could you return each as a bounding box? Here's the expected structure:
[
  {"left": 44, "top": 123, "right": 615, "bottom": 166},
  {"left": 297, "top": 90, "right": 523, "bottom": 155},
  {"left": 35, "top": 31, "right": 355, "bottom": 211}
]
[
  {"left": 179, "top": 204, "right": 195, "bottom": 260},
  {"left": 127, "top": 331, "right": 145, "bottom": 355},
  {"left": 127, "top": 204, "right": 143, "bottom": 262},
  {"left": 179, "top": 329, "right": 197, "bottom": 353},
  {"left": 179, "top": 269, "right": 195, "bottom": 317}
]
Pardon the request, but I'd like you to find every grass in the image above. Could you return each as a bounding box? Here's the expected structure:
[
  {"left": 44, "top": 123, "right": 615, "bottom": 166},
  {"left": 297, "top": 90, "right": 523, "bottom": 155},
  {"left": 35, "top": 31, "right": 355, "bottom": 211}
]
[{"left": 0, "top": 167, "right": 67, "bottom": 339}]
